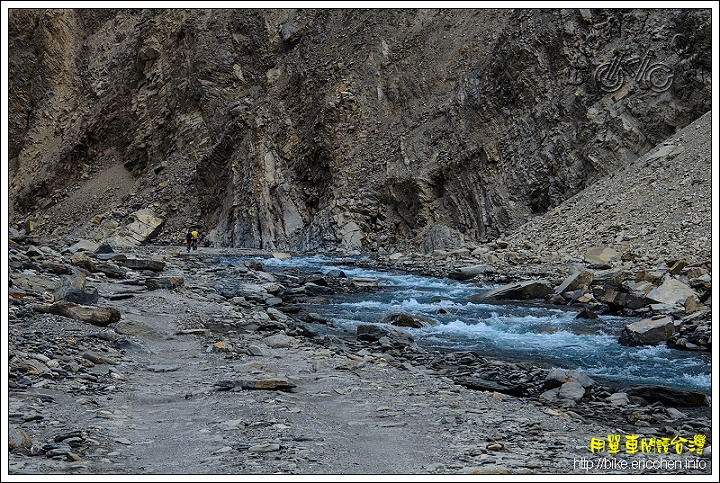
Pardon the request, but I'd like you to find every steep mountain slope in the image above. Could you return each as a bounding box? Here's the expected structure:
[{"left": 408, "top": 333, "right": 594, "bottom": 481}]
[
  {"left": 7, "top": 8, "right": 713, "bottom": 254},
  {"left": 501, "top": 109, "right": 712, "bottom": 270}
]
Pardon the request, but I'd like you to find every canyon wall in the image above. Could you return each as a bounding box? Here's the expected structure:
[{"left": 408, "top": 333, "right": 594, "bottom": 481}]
[{"left": 7, "top": 8, "right": 712, "bottom": 252}]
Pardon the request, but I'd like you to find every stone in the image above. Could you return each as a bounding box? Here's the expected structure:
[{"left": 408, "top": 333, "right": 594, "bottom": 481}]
[
  {"left": 32, "top": 301, "right": 121, "bottom": 326},
  {"left": 67, "top": 239, "right": 100, "bottom": 254},
  {"left": 608, "top": 392, "right": 630, "bottom": 406},
  {"left": 619, "top": 315, "right": 674, "bottom": 346},
  {"left": 147, "top": 364, "right": 180, "bottom": 372},
  {"left": 584, "top": 246, "right": 620, "bottom": 265},
  {"left": 247, "top": 345, "right": 264, "bottom": 356},
  {"left": 144, "top": 276, "right": 184, "bottom": 290},
  {"left": 215, "top": 378, "right": 296, "bottom": 392},
  {"left": 454, "top": 376, "right": 525, "bottom": 397},
  {"left": 40, "top": 260, "right": 73, "bottom": 275},
  {"left": 357, "top": 324, "right": 390, "bottom": 342},
  {"left": 116, "top": 320, "right": 160, "bottom": 337},
  {"left": 381, "top": 312, "right": 436, "bottom": 328},
  {"left": 247, "top": 443, "right": 281, "bottom": 453},
  {"left": 350, "top": 277, "right": 379, "bottom": 288},
  {"left": 575, "top": 308, "right": 598, "bottom": 319},
  {"left": 558, "top": 381, "right": 585, "bottom": 402},
  {"left": 621, "top": 385, "right": 709, "bottom": 407},
  {"left": 469, "top": 280, "right": 554, "bottom": 302},
  {"left": 262, "top": 333, "right": 298, "bottom": 348},
  {"left": 122, "top": 258, "right": 166, "bottom": 271},
  {"left": 54, "top": 274, "right": 99, "bottom": 305},
  {"left": 592, "top": 268, "right": 628, "bottom": 284},
  {"left": 635, "top": 270, "right": 665, "bottom": 284},
  {"left": 646, "top": 276, "right": 697, "bottom": 306},
  {"left": 555, "top": 270, "right": 594, "bottom": 294},
  {"left": 448, "top": 264, "right": 494, "bottom": 281},
  {"left": 544, "top": 369, "right": 594, "bottom": 389}
]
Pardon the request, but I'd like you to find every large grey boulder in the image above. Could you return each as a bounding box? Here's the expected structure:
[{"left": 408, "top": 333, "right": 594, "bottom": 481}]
[
  {"left": 555, "top": 270, "right": 594, "bottom": 294},
  {"left": 646, "top": 276, "right": 697, "bottom": 306},
  {"left": 448, "top": 264, "right": 494, "bottom": 281},
  {"left": 618, "top": 315, "right": 674, "bottom": 346},
  {"left": 469, "top": 280, "right": 554, "bottom": 302},
  {"left": 54, "top": 274, "right": 99, "bottom": 305},
  {"left": 544, "top": 368, "right": 594, "bottom": 389}
]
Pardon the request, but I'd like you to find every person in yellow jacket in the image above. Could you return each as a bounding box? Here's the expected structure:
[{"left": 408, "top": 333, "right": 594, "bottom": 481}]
[{"left": 191, "top": 229, "right": 199, "bottom": 251}]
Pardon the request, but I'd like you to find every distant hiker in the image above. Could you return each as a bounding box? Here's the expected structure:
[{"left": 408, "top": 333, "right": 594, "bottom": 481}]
[
  {"left": 191, "top": 229, "right": 199, "bottom": 251},
  {"left": 186, "top": 230, "right": 193, "bottom": 252}
]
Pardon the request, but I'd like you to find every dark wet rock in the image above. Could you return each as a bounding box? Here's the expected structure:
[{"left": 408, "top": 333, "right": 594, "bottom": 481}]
[
  {"left": 575, "top": 308, "right": 598, "bottom": 319},
  {"left": 54, "top": 274, "right": 99, "bottom": 305},
  {"left": 326, "top": 269, "right": 347, "bottom": 278},
  {"left": 382, "top": 312, "right": 436, "bottom": 328},
  {"left": 454, "top": 376, "right": 526, "bottom": 397},
  {"left": 215, "top": 377, "right": 296, "bottom": 392},
  {"left": 357, "top": 324, "right": 390, "bottom": 342},
  {"left": 620, "top": 385, "right": 709, "bottom": 407}
]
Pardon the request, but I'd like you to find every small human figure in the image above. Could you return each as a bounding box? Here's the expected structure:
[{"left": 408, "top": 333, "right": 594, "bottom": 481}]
[
  {"left": 191, "top": 229, "right": 199, "bottom": 251},
  {"left": 185, "top": 230, "right": 193, "bottom": 252}
]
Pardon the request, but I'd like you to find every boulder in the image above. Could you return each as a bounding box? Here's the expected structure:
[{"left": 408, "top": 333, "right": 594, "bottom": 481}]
[
  {"left": 469, "top": 280, "right": 553, "bottom": 302},
  {"left": 544, "top": 368, "right": 594, "bottom": 389},
  {"left": 378, "top": 328, "right": 417, "bottom": 349},
  {"left": 592, "top": 268, "right": 628, "bottom": 285},
  {"left": 618, "top": 315, "right": 674, "bottom": 346},
  {"left": 584, "top": 246, "right": 620, "bottom": 266},
  {"left": 357, "top": 324, "right": 390, "bottom": 342},
  {"left": 125, "top": 209, "right": 165, "bottom": 244},
  {"left": 262, "top": 333, "right": 298, "bottom": 348},
  {"left": 8, "top": 426, "right": 32, "bottom": 450},
  {"left": 54, "top": 274, "right": 99, "bottom": 305},
  {"left": 122, "top": 258, "right": 166, "bottom": 272},
  {"left": 558, "top": 381, "right": 586, "bottom": 402},
  {"left": 67, "top": 239, "right": 100, "bottom": 254},
  {"left": 555, "top": 270, "right": 594, "bottom": 294},
  {"left": 40, "top": 260, "right": 73, "bottom": 275},
  {"left": 621, "top": 385, "right": 709, "bottom": 407},
  {"left": 608, "top": 392, "right": 630, "bottom": 406},
  {"left": 381, "top": 312, "right": 435, "bottom": 328},
  {"left": 350, "top": 277, "right": 379, "bottom": 288},
  {"left": 454, "top": 376, "right": 525, "bottom": 397},
  {"left": 646, "top": 276, "right": 697, "bottom": 306},
  {"left": 33, "top": 301, "right": 121, "bottom": 326},
  {"left": 144, "top": 276, "right": 184, "bottom": 290},
  {"left": 448, "top": 264, "right": 494, "bottom": 281}
]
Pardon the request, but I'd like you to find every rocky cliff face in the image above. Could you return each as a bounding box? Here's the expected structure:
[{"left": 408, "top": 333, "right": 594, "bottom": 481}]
[{"left": 7, "top": 8, "right": 712, "bottom": 253}]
